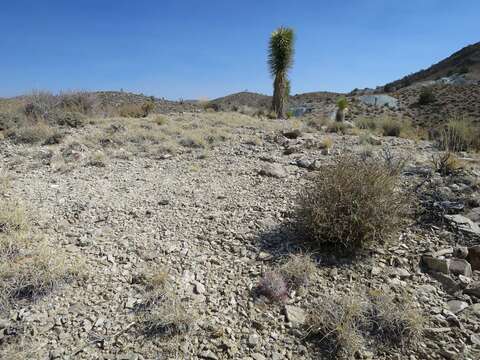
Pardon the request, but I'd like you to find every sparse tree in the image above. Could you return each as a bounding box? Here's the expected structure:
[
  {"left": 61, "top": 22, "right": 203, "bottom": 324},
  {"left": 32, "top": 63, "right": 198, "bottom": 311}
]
[
  {"left": 268, "top": 27, "right": 295, "bottom": 119},
  {"left": 336, "top": 97, "right": 348, "bottom": 122}
]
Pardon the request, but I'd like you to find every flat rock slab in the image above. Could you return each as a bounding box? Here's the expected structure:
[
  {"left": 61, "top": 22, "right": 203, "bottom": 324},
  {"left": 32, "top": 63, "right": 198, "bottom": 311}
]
[
  {"left": 467, "top": 246, "right": 480, "bottom": 271},
  {"left": 445, "top": 214, "right": 480, "bottom": 236},
  {"left": 449, "top": 258, "right": 472, "bottom": 277},
  {"left": 258, "top": 163, "right": 288, "bottom": 178},
  {"left": 423, "top": 256, "right": 449, "bottom": 274},
  {"left": 284, "top": 305, "right": 306, "bottom": 325},
  {"left": 447, "top": 300, "right": 469, "bottom": 314}
]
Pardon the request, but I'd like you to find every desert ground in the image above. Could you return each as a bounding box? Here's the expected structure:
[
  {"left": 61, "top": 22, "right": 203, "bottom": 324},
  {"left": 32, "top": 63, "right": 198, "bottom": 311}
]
[{"left": 0, "top": 91, "right": 479, "bottom": 360}]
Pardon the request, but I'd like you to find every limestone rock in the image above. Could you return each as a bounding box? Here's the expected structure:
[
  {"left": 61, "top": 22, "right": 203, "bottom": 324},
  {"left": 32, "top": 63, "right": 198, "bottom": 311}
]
[
  {"left": 258, "top": 163, "right": 288, "bottom": 178},
  {"left": 284, "top": 305, "right": 306, "bottom": 326}
]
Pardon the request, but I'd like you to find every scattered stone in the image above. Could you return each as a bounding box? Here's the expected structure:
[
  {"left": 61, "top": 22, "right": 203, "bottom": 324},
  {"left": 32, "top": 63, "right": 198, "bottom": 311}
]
[
  {"left": 470, "top": 334, "right": 480, "bottom": 346},
  {"left": 453, "top": 246, "right": 469, "bottom": 259},
  {"left": 444, "top": 214, "right": 480, "bottom": 236},
  {"left": 430, "top": 272, "right": 460, "bottom": 294},
  {"left": 252, "top": 354, "right": 267, "bottom": 360},
  {"left": 199, "top": 350, "right": 218, "bottom": 360},
  {"left": 258, "top": 163, "right": 287, "bottom": 178},
  {"left": 390, "top": 267, "right": 411, "bottom": 279},
  {"left": 449, "top": 259, "right": 472, "bottom": 277},
  {"left": 447, "top": 300, "right": 469, "bottom": 314},
  {"left": 194, "top": 281, "right": 206, "bottom": 294},
  {"left": 283, "top": 305, "right": 306, "bottom": 326},
  {"left": 466, "top": 246, "right": 480, "bottom": 271},
  {"left": 248, "top": 333, "right": 260, "bottom": 347},
  {"left": 465, "top": 207, "right": 480, "bottom": 222},
  {"left": 422, "top": 256, "right": 449, "bottom": 274},
  {"left": 464, "top": 283, "right": 480, "bottom": 298}
]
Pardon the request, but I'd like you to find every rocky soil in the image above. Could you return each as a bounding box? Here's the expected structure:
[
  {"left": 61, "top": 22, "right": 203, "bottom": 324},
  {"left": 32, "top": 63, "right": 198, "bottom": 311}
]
[{"left": 0, "top": 113, "right": 480, "bottom": 359}]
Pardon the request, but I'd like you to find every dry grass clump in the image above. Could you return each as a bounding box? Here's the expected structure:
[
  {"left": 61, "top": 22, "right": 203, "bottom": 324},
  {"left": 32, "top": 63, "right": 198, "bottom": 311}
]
[
  {"left": 367, "top": 290, "right": 424, "bottom": 350},
  {"left": 306, "top": 294, "right": 367, "bottom": 358},
  {"left": 256, "top": 271, "right": 289, "bottom": 302},
  {"left": 298, "top": 156, "right": 408, "bottom": 253},
  {"left": 57, "top": 91, "right": 96, "bottom": 114},
  {"left": 326, "top": 121, "right": 347, "bottom": 134},
  {"left": 436, "top": 118, "right": 480, "bottom": 152},
  {"left": 256, "top": 254, "right": 317, "bottom": 302},
  {"left": 319, "top": 137, "right": 334, "bottom": 150},
  {"left": 304, "top": 116, "right": 329, "bottom": 130},
  {"left": 7, "top": 122, "right": 62, "bottom": 145},
  {"left": 279, "top": 253, "right": 317, "bottom": 289},
  {"left": 306, "top": 291, "right": 424, "bottom": 358},
  {"left": 87, "top": 151, "right": 107, "bottom": 167},
  {"left": 356, "top": 117, "right": 378, "bottom": 131},
  {"left": 0, "top": 197, "right": 79, "bottom": 313},
  {"left": 118, "top": 101, "right": 155, "bottom": 118},
  {"left": 432, "top": 151, "right": 464, "bottom": 176},
  {"left": 380, "top": 117, "right": 402, "bottom": 137},
  {"left": 135, "top": 268, "right": 196, "bottom": 338}
]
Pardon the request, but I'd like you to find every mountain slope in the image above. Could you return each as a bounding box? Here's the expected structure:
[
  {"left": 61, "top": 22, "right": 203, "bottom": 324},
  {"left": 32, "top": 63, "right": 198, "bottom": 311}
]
[{"left": 385, "top": 41, "right": 480, "bottom": 91}]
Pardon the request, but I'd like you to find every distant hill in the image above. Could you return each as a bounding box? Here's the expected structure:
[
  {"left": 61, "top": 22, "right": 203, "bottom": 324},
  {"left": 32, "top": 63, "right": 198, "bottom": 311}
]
[
  {"left": 209, "top": 92, "right": 272, "bottom": 111},
  {"left": 384, "top": 41, "right": 480, "bottom": 91}
]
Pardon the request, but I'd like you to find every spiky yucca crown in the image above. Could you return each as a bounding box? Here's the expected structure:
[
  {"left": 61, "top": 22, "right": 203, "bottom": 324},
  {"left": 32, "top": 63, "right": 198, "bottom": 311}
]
[
  {"left": 337, "top": 97, "right": 349, "bottom": 110},
  {"left": 268, "top": 27, "right": 295, "bottom": 77}
]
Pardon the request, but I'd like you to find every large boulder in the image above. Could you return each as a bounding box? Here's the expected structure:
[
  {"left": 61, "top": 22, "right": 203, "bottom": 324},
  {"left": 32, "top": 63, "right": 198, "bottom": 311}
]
[{"left": 467, "top": 246, "right": 480, "bottom": 271}]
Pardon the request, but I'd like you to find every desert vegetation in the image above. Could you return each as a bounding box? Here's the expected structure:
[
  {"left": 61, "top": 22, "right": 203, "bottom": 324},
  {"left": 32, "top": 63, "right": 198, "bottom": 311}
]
[
  {"left": 269, "top": 27, "right": 295, "bottom": 119},
  {"left": 0, "top": 30, "right": 479, "bottom": 360}
]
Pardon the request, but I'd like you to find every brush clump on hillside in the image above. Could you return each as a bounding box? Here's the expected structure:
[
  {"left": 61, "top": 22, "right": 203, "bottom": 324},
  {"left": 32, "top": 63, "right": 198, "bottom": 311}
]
[{"left": 298, "top": 155, "right": 409, "bottom": 254}]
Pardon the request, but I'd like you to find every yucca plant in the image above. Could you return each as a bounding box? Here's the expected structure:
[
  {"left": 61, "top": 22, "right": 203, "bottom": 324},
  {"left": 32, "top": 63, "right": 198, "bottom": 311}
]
[
  {"left": 336, "top": 97, "right": 348, "bottom": 122},
  {"left": 268, "top": 27, "right": 295, "bottom": 119}
]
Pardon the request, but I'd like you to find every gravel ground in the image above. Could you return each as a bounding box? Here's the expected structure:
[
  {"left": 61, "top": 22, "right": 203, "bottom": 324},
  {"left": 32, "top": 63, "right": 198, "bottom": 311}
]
[{"left": 0, "top": 113, "right": 479, "bottom": 359}]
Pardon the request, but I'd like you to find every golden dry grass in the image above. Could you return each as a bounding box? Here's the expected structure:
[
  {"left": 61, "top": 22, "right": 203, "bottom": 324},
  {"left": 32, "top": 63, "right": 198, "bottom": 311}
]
[{"left": 0, "top": 182, "right": 82, "bottom": 313}]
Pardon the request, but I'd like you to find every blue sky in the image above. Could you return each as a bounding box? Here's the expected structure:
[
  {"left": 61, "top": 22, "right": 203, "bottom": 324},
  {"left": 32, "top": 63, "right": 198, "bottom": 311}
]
[{"left": 1, "top": 0, "right": 478, "bottom": 100}]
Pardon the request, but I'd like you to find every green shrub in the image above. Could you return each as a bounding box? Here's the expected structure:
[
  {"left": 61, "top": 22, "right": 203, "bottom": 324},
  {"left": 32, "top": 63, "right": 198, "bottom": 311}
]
[
  {"left": 298, "top": 156, "right": 407, "bottom": 253},
  {"left": 417, "top": 87, "right": 435, "bottom": 105}
]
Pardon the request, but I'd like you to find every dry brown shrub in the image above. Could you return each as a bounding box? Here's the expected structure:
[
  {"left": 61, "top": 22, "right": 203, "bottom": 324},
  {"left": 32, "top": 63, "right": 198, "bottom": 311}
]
[{"left": 298, "top": 155, "right": 408, "bottom": 253}]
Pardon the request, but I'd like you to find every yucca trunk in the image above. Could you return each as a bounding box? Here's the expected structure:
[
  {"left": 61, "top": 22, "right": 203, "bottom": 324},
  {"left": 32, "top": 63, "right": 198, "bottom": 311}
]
[
  {"left": 272, "top": 73, "right": 287, "bottom": 118},
  {"left": 336, "top": 108, "right": 345, "bottom": 122}
]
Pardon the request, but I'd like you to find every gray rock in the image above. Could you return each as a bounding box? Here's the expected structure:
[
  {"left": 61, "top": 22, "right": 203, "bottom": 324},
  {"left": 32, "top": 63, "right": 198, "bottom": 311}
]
[
  {"left": 252, "top": 354, "right": 267, "bottom": 360},
  {"left": 465, "top": 207, "right": 480, "bottom": 223},
  {"left": 464, "top": 283, "right": 480, "bottom": 298},
  {"left": 430, "top": 272, "right": 460, "bottom": 294},
  {"left": 468, "top": 303, "right": 480, "bottom": 316},
  {"left": 194, "top": 281, "right": 206, "bottom": 294},
  {"left": 389, "top": 267, "right": 411, "bottom": 279},
  {"left": 470, "top": 334, "right": 480, "bottom": 346},
  {"left": 453, "top": 246, "right": 469, "bottom": 259},
  {"left": 444, "top": 214, "right": 480, "bottom": 236},
  {"left": 199, "top": 350, "right": 218, "bottom": 360},
  {"left": 422, "top": 256, "right": 449, "bottom": 274},
  {"left": 358, "top": 94, "right": 399, "bottom": 109},
  {"left": 258, "top": 163, "right": 287, "bottom": 178},
  {"left": 466, "top": 245, "right": 480, "bottom": 271},
  {"left": 447, "top": 300, "right": 469, "bottom": 314},
  {"left": 248, "top": 333, "right": 260, "bottom": 347},
  {"left": 448, "top": 259, "right": 472, "bottom": 277},
  {"left": 284, "top": 305, "right": 306, "bottom": 326}
]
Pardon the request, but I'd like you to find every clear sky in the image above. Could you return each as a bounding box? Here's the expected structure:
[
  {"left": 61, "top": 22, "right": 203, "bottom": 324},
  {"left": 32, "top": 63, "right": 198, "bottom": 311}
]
[{"left": 1, "top": 0, "right": 478, "bottom": 100}]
